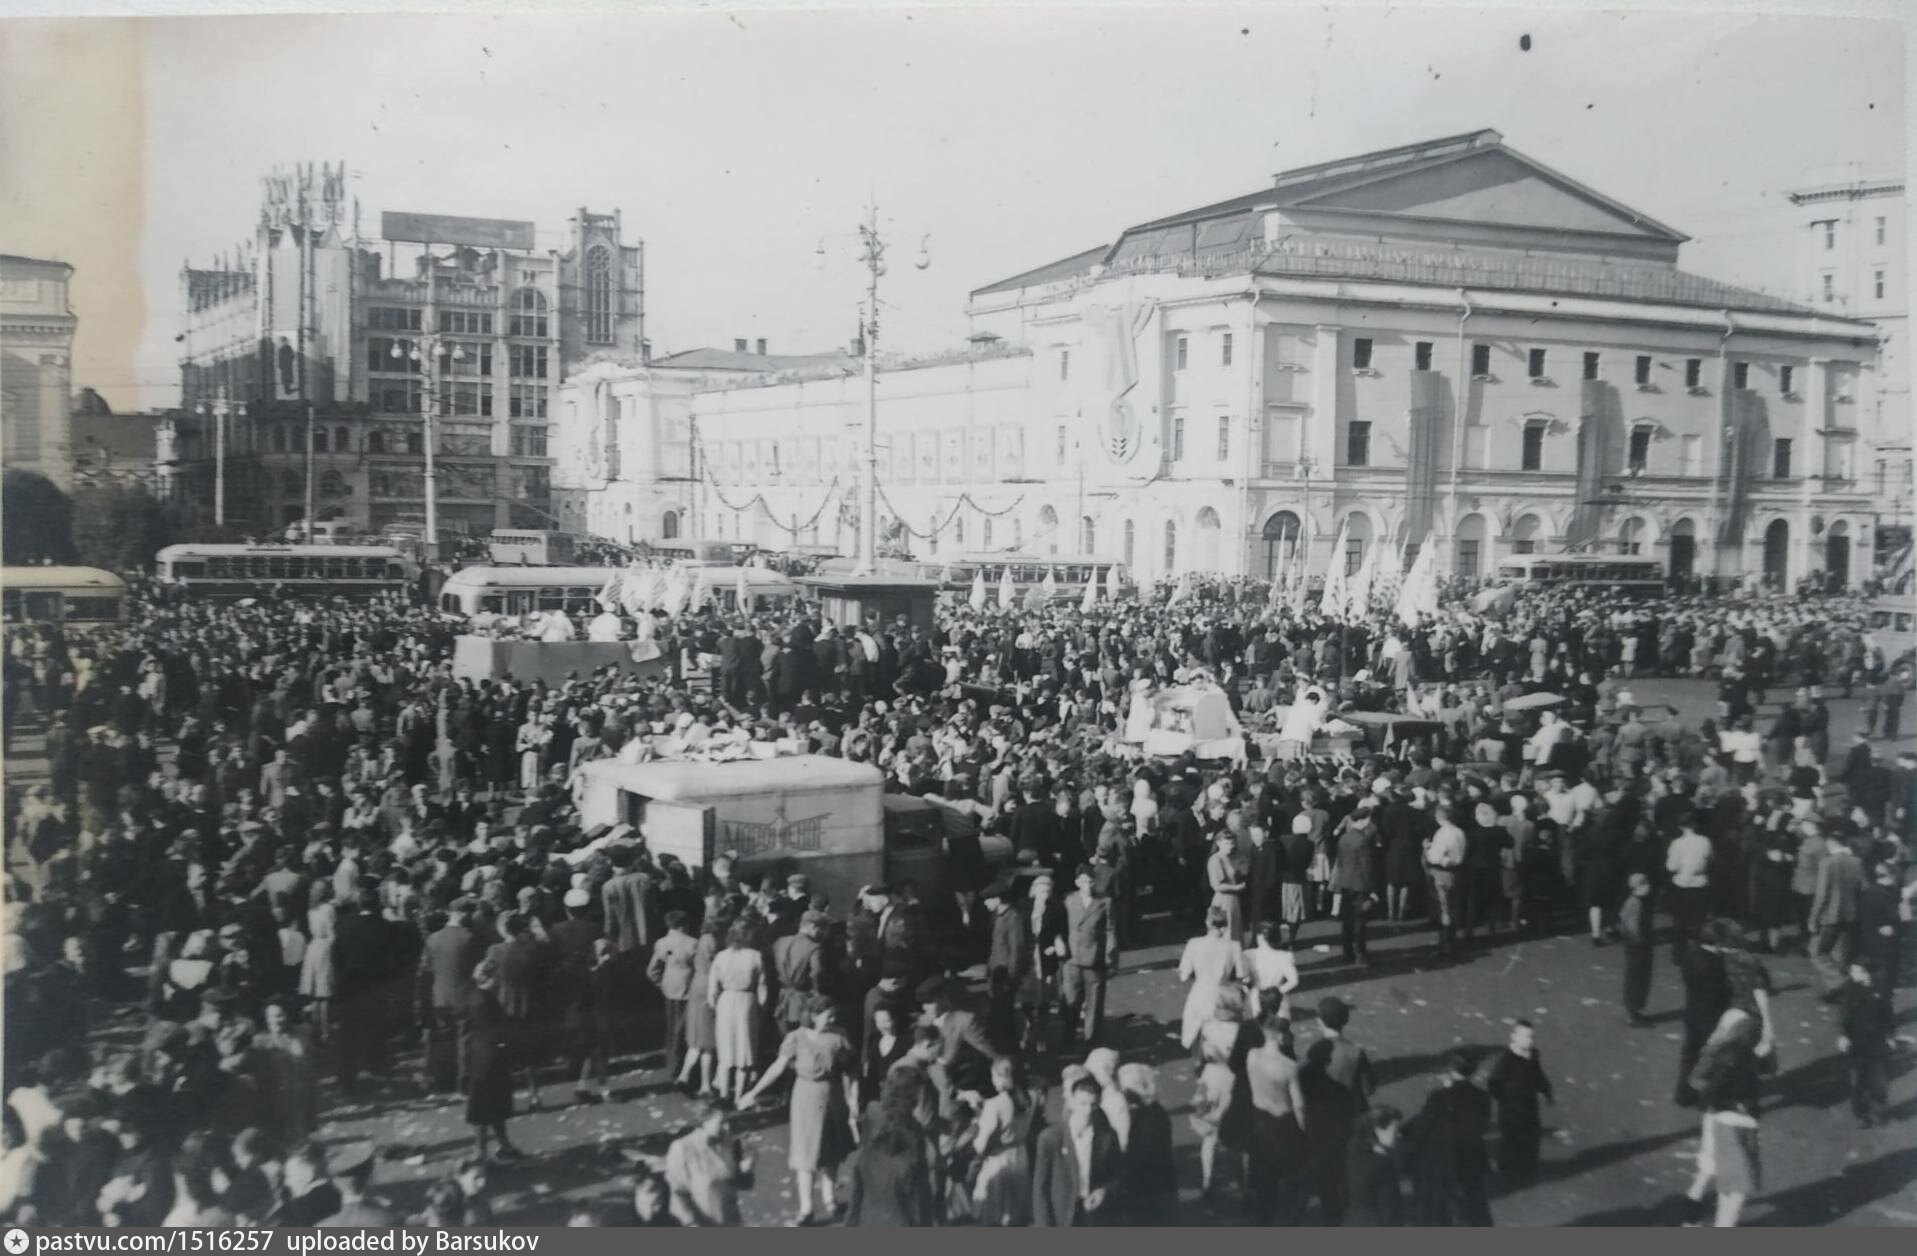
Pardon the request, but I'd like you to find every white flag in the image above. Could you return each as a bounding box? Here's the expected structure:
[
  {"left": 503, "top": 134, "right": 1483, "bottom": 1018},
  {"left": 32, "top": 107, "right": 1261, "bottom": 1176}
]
[
  {"left": 734, "top": 564, "right": 751, "bottom": 610},
  {"left": 1318, "top": 518, "right": 1351, "bottom": 619},
  {"left": 1346, "top": 541, "right": 1378, "bottom": 622},
  {"left": 969, "top": 567, "right": 988, "bottom": 611},
  {"left": 997, "top": 566, "right": 1016, "bottom": 610},
  {"left": 1394, "top": 542, "right": 1441, "bottom": 629},
  {"left": 597, "top": 568, "right": 623, "bottom": 612},
  {"left": 1106, "top": 563, "right": 1123, "bottom": 600},
  {"left": 1081, "top": 569, "right": 1099, "bottom": 613},
  {"left": 1041, "top": 566, "right": 1059, "bottom": 603}
]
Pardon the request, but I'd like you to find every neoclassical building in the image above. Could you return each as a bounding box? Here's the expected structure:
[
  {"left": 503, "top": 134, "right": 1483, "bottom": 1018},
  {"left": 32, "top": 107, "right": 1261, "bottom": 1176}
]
[{"left": 556, "top": 130, "right": 1900, "bottom": 588}]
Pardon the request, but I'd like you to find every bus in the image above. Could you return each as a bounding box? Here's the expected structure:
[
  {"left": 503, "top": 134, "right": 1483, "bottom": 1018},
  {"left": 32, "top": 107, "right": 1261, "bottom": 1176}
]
[
  {"left": 438, "top": 566, "right": 621, "bottom": 617},
  {"left": 2, "top": 566, "right": 129, "bottom": 632},
  {"left": 1492, "top": 554, "right": 1665, "bottom": 595},
  {"left": 155, "top": 544, "right": 418, "bottom": 599},
  {"left": 647, "top": 538, "right": 754, "bottom": 567},
  {"left": 921, "top": 555, "right": 1127, "bottom": 601},
  {"left": 1865, "top": 596, "right": 1917, "bottom": 669},
  {"left": 488, "top": 529, "right": 576, "bottom": 567}
]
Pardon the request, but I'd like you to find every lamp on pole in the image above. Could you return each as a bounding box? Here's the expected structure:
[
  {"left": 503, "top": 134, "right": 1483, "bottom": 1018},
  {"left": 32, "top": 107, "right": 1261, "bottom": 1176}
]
[
  {"left": 851, "top": 206, "right": 929, "bottom": 576},
  {"left": 391, "top": 333, "right": 466, "bottom": 564},
  {"left": 211, "top": 389, "right": 229, "bottom": 528}
]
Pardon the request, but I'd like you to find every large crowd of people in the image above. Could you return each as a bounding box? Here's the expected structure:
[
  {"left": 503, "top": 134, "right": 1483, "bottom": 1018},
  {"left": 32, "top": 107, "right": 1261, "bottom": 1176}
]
[{"left": 2, "top": 564, "right": 1912, "bottom": 1227}]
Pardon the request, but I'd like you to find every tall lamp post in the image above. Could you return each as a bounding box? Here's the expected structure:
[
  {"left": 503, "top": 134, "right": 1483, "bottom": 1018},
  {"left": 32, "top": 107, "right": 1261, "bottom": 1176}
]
[
  {"left": 390, "top": 333, "right": 465, "bottom": 564},
  {"left": 851, "top": 206, "right": 929, "bottom": 575}
]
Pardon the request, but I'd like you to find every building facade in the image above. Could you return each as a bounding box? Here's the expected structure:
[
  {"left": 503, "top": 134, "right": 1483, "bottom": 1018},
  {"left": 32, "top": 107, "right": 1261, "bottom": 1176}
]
[
  {"left": 557, "top": 130, "right": 1898, "bottom": 589},
  {"left": 176, "top": 164, "right": 644, "bottom": 535},
  {"left": 1787, "top": 174, "right": 1910, "bottom": 567},
  {"left": 1, "top": 254, "right": 77, "bottom": 489}
]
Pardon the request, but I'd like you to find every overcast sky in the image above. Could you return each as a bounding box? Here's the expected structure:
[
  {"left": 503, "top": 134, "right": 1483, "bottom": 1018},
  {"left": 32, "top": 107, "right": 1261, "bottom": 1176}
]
[{"left": 2, "top": 3, "right": 1905, "bottom": 410}]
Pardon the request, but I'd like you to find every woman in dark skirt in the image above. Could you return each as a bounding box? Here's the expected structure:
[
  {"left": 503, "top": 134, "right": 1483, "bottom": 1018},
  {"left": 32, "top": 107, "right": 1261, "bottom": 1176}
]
[{"left": 463, "top": 958, "right": 527, "bottom": 1166}]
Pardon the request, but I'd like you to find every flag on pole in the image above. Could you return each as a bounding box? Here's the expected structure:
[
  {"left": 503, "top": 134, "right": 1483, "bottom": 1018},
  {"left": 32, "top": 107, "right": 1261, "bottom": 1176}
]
[
  {"left": 734, "top": 564, "right": 751, "bottom": 611},
  {"left": 1106, "top": 563, "right": 1123, "bottom": 600},
  {"left": 597, "top": 568, "right": 623, "bottom": 612},
  {"left": 969, "top": 567, "right": 988, "bottom": 611},
  {"left": 1169, "top": 570, "right": 1192, "bottom": 605},
  {"left": 1346, "top": 541, "right": 1378, "bottom": 622},
  {"left": 1318, "top": 519, "right": 1351, "bottom": 619},
  {"left": 660, "top": 566, "right": 690, "bottom": 617},
  {"left": 1394, "top": 542, "right": 1441, "bottom": 629},
  {"left": 1041, "top": 566, "right": 1059, "bottom": 603},
  {"left": 997, "top": 566, "right": 1016, "bottom": 611},
  {"left": 1081, "top": 568, "right": 1099, "bottom": 613}
]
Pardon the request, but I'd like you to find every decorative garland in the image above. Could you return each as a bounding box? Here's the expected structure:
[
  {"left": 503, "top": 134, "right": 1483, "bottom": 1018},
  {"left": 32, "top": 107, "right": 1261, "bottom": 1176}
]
[{"left": 875, "top": 483, "right": 1026, "bottom": 542}]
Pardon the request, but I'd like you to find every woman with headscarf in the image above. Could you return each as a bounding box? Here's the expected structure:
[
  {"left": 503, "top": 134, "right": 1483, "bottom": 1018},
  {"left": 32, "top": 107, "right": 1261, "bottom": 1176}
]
[
  {"left": 845, "top": 1065, "right": 938, "bottom": 1227},
  {"left": 462, "top": 958, "right": 526, "bottom": 1166},
  {"left": 1118, "top": 1061, "right": 1176, "bottom": 1225},
  {"left": 1205, "top": 832, "right": 1247, "bottom": 943},
  {"left": 969, "top": 1056, "right": 1038, "bottom": 1227}
]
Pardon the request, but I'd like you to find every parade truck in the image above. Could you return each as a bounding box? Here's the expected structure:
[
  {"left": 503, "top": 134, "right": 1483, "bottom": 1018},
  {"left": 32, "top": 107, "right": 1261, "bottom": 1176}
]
[{"left": 571, "top": 755, "right": 1010, "bottom": 918}]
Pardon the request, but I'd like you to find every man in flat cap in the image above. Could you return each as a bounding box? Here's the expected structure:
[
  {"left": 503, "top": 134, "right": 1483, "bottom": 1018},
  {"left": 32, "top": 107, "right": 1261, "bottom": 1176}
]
[{"left": 551, "top": 886, "right": 609, "bottom": 1104}]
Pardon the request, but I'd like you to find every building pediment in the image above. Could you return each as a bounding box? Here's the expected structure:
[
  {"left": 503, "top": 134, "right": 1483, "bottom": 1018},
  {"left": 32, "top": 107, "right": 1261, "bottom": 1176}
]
[{"left": 1287, "top": 147, "right": 1686, "bottom": 242}]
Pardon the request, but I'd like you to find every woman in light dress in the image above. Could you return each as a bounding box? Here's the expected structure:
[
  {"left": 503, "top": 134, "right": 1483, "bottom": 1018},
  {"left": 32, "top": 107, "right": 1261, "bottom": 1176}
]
[
  {"left": 678, "top": 921, "right": 721, "bottom": 1097},
  {"left": 741, "top": 996, "right": 855, "bottom": 1226},
  {"left": 1246, "top": 921, "right": 1301, "bottom": 1023},
  {"left": 1206, "top": 832, "right": 1247, "bottom": 942},
  {"left": 969, "top": 1056, "right": 1038, "bottom": 1227},
  {"left": 707, "top": 919, "right": 768, "bottom": 1103},
  {"left": 515, "top": 714, "right": 550, "bottom": 796},
  {"left": 297, "top": 880, "right": 336, "bottom": 1042},
  {"left": 1178, "top": 904, "right": 1248, "bottom": 1051}
]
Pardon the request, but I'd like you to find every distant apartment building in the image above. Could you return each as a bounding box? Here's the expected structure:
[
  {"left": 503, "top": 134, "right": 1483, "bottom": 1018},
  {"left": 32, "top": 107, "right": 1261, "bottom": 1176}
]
[
  {"left": 1, "top": 253, "right": 77, "bottom": 489},
  {"left": 1788, "top": 174, "right": 1909, "bottom": 563},
  {"left": 174, "top": 162, "right": 645, "bottom": 535}
]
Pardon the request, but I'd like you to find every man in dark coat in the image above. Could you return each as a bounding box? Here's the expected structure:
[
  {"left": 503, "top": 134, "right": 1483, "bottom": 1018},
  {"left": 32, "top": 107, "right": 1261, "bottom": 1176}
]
[
  {"left": 1032, "top": 1075, "right": 1121, "bottom": 1226},
  {"left": 417, "top": 901, "right": 485, "bottom": 1094},
  {"left": 1410, "top": 1051, "right": 1493, "bottom": 1226},
  {"left": 1483, "top": 1020, "right": 1554, "bottom": 1183},
  {"left": 1244, "top": 823, "right": 1283, "bottom": 948},
  {"left": 981, "top": 878, "right": 1029, "bottom": 1053},
  {"left": 549, "top": 889, "right": 608, "bottom": 1103}
]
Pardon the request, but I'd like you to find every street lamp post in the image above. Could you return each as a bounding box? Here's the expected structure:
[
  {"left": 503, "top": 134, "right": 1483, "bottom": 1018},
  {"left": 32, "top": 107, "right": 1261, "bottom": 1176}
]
[
  {"left": 851, "top": 207, "right": 929, "bottom": 576},
  {"left": 391, "top": 333, "right": 464, "bottom": 564},
  {"left": 211, "top": 389, "right": 229, "bottom": 527}
]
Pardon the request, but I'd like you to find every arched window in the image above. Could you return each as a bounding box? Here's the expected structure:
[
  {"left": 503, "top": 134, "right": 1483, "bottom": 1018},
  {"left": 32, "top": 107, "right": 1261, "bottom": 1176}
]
[
  {"left": 662, "top": 509, "right": 680, "bottom": 540},
  {"left": 1262, "top": 511, "right": 1302, "bottom": 580},
  {"left": 1038, "top": 505, "right": 1059, "bottom": 556},
  {"left": 1618, "top": 516, "right": 1646, "bottom": 557},
  {"left": 366, "top": 431, "right": 385, "bottom": 454},
  {"left": 1080, "top": 516, "right": 1096, "bottom": 555},
  {"left": 312, "top": 428, "right": 328, "bottom": 454},
  {"left": 510, "top": 287, "right": 549, "bottom": 338},
  {"left": 1163, "top": 520, "right": 1177, "bottom": 574},
  {"left": 1195, "top": 507, "right": 1222, "bottom": 571},
  {"left": 1012, "top": 517, "right": 1023, "bottom": 550},
  {"left": 320, "top": 470, "right": 348, "bottom": 497},
  {"left": 982, "top": 518, "right": 993, "bottom": 550},
  {"left": 1511, "top": 513, "right": 1543, "bottom": 555},
  {"left": 406, "top": 430, "right": 423, "bottom": 455},
  {"left": 1344, "top": 512, "right": 1373, "bottom": 575},
  {"left": 585, "top": 246, "right": 613, "bottom": 344},
  {"left": 955, "top": 515, "right": 965, "bottom": 547},
  {"left": 1455, "top": 512, "right": 1487, "bottom": 577},
  {"left": 334, "top": 425, "right": 350, "bottom": 453},
  {"left": 1123, "top": 519, "right": 1135, "bottom": 569}
]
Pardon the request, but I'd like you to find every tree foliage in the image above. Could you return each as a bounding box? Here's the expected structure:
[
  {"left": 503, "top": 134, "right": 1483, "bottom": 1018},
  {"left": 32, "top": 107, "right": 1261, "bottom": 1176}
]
[
  {"left": 2, "top": 470, "right": 78, "bottom": 566},
  {"left": 72, "top": 482, "right": 186, "bottom": 574}
]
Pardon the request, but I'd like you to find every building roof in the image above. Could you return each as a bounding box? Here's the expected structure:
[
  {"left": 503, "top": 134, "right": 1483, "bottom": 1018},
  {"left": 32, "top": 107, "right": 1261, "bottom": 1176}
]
[
  {"left": 71, "top": 412, "right": 160, "bottom": 466},
  {"left": 0, "top": 254, "right": 74, "bottom": 275},
  {"left": 969, "top": 129, "right": 1828, "bottom": 316},
  {"left": 653, "top": 347, "right": 856, "bottom": 373}
]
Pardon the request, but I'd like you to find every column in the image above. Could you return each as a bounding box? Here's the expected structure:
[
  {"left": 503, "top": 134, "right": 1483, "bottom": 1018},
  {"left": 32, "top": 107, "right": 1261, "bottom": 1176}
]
[
  {"left": 1307, "top": 324, "right": 1341, "bottom": 575},
  {"left": 1802, "top": 358, "right": 1828, "bottom": 585}
]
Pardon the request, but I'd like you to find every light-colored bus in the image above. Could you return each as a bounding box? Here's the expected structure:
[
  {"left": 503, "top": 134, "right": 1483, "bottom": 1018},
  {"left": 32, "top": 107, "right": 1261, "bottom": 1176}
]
[
  {"left": 488, "top": 529, "right": 576, "bottom": 567},
  {"left": 2, "top": 566, "right": 129, "bottom": 631},
  {"left": 648, "top": 538, "right": 754, "bottom": 567},
  {"left": 1493, "top": 554, "right": 1665, "bottom": 594},
  {"left": 1865, "top": 596, "right": 1916, "bottom": 668},
  {"left": 155, "top": 544, "right": 418, "bottom": 599},
  {"left": 437, "top": 566, "right": 619, "bottom": 617}
]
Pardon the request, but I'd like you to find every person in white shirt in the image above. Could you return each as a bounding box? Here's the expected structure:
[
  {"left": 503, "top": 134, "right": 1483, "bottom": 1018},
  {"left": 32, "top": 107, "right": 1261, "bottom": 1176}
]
[
  {"left": 1665, "top": 810, "right": 1714, "bottom": 957},
  {"left": 1424, "top": 805, "right": 1468, "bottom": 957}
]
